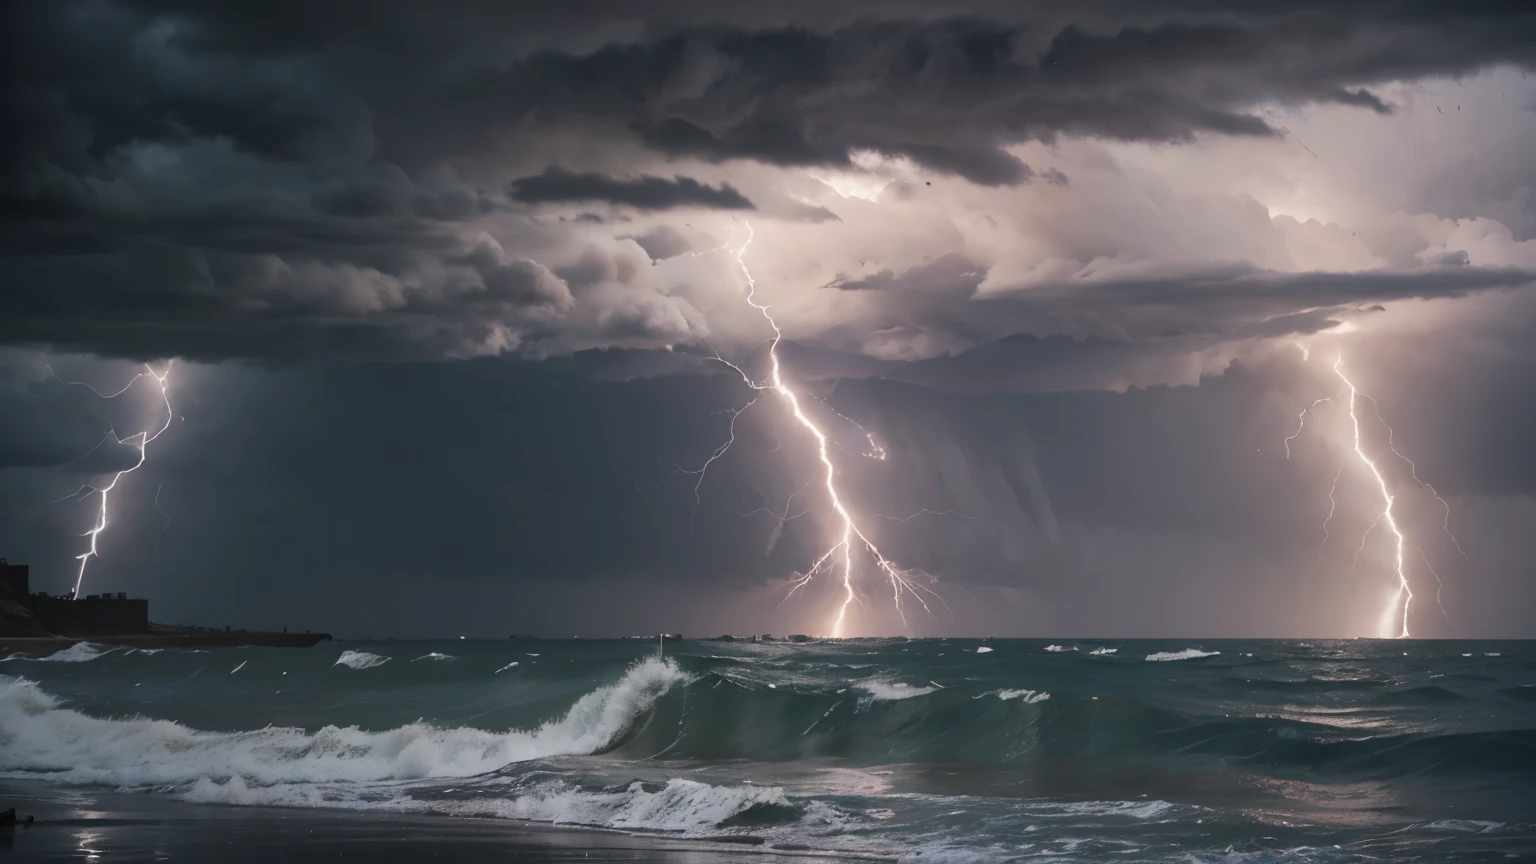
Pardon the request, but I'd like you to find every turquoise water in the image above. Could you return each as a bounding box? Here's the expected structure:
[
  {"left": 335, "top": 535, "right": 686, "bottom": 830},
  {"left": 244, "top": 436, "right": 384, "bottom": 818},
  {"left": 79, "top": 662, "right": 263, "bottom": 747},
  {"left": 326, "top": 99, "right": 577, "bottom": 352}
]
[{"left": 3, "top": 637, "right": 1533, "bottom": 861}]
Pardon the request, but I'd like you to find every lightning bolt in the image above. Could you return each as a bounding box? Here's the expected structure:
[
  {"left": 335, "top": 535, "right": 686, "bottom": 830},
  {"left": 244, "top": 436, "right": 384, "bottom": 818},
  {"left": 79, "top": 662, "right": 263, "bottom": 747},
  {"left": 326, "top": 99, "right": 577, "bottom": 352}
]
[
  {"left": 1286, "top": 351, "right": 1466, "bottom": 638},
  {"left": 148, "top": 484, "right": 173, "bottom": 579},
  {"left": 1364, "top": 396, "right": 1470, "bottom": 563},
  {"left": 677, "top": 395, "right": 759, "bottom": 534},
  {"left": 64, "top": 362, "right": 175, "bottom": 600},
  {"left": 1333, "top": 356, "right": 1413, "bottom": 638},
  {"left": 811, "top": 393, "right": 887, "bottom": 461},
  {"left": 697, "top": 224, "right": 942, "bottom": 636},
  {"left": 1284, "top": 396, "right": 1333, "bottom": 459},
  {"left": 1318, "top": 462, "right": 1344, "bottom": 556},
  {"left": 873, "top": 509, "right": 982, "bottom": 523}
]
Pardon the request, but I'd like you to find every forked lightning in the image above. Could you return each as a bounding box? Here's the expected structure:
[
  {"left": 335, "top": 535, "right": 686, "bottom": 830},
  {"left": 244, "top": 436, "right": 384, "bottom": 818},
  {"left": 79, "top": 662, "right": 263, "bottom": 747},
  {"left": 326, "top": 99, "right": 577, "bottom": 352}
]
[
  {"left": 693, "top": 225, "right": 942, "bottom": 636},
  {"left": 1287, "top": 350, "right": 1464, "bottom": 637},
  {"left": 57, "top": 362, "right": 176, "bottom": 599}
]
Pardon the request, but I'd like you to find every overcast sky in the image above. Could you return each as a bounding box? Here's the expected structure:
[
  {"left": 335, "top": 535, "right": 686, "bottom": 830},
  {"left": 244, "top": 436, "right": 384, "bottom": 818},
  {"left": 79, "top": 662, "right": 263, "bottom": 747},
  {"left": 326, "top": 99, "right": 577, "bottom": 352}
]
[{"left": 3, "top": 1, "right": 1535, "bottom": 638}]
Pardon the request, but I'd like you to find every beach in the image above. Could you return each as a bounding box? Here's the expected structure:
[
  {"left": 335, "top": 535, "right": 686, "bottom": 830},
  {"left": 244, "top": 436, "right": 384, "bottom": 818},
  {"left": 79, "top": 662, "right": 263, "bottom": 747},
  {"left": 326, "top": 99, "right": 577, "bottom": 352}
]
[{"left": 1, "top": 780, "right": 829, "bottom": 863}]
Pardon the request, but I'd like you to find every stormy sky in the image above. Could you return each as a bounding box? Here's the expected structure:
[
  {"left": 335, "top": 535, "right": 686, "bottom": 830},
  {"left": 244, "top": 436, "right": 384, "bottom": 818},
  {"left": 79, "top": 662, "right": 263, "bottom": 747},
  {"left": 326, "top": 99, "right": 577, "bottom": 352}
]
[{"left": 3, "top": 1, "right": 1535, "bottom": 638}]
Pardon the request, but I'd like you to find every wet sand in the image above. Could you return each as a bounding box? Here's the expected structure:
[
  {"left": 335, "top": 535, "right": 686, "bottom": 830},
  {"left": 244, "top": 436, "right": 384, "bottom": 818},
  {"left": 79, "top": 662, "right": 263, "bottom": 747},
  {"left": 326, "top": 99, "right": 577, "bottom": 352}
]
[{"left": 0, "top": 781, "right": 857, "bottom": 863}]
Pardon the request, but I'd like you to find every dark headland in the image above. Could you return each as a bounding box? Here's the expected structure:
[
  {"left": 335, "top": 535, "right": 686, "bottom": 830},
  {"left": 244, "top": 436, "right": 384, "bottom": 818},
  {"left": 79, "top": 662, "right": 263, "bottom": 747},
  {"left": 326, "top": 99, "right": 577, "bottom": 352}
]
[{"left": 0, "top": 558, "right": 329, "bottom": 658}]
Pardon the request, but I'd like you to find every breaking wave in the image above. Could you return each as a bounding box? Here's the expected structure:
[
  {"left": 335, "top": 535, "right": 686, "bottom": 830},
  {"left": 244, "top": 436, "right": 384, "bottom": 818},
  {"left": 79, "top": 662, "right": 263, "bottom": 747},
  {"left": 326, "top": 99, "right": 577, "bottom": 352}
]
[
  {"left": 2, "top": 638, "right": 1533, "bottom": 862},
  {"left": 182, "top": 774, "right": 806, "bottom": 838},
  {"left": 1, "top": 643, "right": 115, "bottom": 663},
  {"left": 1145, "top": 648, "right": 1221, "bottom": 662},
  {"left": 0, "top": 658, "right": 689, "bottom": 787}
]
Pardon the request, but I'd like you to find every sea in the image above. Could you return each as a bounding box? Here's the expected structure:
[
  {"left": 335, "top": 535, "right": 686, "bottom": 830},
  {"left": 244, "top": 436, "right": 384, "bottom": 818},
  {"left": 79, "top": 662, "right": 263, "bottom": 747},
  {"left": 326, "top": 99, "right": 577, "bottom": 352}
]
[{"left": 2, "top": 637, "right": 1534, "bottom": 862}]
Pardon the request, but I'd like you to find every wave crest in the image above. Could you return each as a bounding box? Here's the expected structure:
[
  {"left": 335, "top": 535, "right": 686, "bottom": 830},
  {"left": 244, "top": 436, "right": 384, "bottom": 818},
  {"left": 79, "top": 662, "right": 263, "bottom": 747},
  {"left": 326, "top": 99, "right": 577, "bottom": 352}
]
[
  {"left": 1145, "top": 649, "right": 1220, "bottom": 662},
  {"left": 185, "top": 774, "right": 805, "bottom": 837},
  {"left": 991, "top": 689, "right": 1051, "bottom": 703},
  {"left": 0, "top": 657, "right": 689, "bottom": 787},
  {"left": 857, "top": 681, "right": 938, "bottom": 701},
  {"left": 334, "top": 650, "right": 391, "bottom": 670},
  {"left": 1, "top": 643, "right": 114, "bottom": 664}
]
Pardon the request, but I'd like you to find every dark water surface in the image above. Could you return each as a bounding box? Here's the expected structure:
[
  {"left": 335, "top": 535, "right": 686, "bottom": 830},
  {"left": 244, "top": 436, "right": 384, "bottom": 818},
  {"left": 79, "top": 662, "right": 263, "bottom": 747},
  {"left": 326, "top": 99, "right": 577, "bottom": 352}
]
[{"left": 2, "top": 638, "right": 1533, "bottom": 861}]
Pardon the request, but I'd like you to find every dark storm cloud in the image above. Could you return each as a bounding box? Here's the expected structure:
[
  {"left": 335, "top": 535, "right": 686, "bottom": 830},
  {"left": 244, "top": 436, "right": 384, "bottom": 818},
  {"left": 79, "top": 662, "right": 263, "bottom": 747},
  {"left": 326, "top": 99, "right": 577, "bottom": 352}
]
[
  {"left": 1039, "top": 265, "right": 1535, "bottom": 306},
  {"left": 450, "top": 10, "right": 1533, "bottom": 183},
  {"left": 801, "top": 259, "right": 1536, "bottom": 381},
  {"left": 509, "top": 167, "right": 755, "bottom": 211},
  {"left": 0, "top": 240, "right": 574, "bottom": 363},
  {"left": 1, "top": 0, "right": 1533, "bottom": 365}
]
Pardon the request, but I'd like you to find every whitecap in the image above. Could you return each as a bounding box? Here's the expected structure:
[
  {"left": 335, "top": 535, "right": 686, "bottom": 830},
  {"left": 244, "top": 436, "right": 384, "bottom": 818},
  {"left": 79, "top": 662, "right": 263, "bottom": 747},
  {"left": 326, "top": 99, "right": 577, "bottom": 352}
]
[
  {"left": 187, "top": 775, "right": 794, "bottom": 838},
  {"left": 3, "top": 643, "right": 115, "bottom": 663},
  {"left": 1088, "top": 647, "right": 1117, "bottom": 655},
  {"left": 1145, "top": 649, "right": 1220, "bottom": 662},
  {"left": 990, "top": 689, "right": 1051, "bottom": 703},
  {"left": 411, "top": 653, "right": 455, "bottom": 662},
  {"left": 1026, "top": 799, "right": 1182, "bottom": 821},
  {"left": 1044, "top": 645, "right": 1074, "bottom": 653},
  {"left": 494, "top": 661, "right": 520, "bottom": 674},
  {"left": 856, "top": 680, "right": 938, "bottom": 701},
  {"left": 975, "top": 647, "right": 993, "bottom": 654},
  {"left": 1424, "top": 819, "right": 1503, "bottom": 833},
  {"left": 334, "top": 651, "right": 391, "bottom": 670},
  {"left": 0, "top": 657, "right": 691, "bottom": 787}
]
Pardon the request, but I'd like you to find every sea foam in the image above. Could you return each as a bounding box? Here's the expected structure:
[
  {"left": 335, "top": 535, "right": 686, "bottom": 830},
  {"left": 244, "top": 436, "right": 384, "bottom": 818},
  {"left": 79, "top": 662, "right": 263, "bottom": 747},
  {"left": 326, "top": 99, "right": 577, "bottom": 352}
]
[
  {"left": 0, "top": 658, "right": 690, "bottom": 787},
  {"left": 184, "top": 774, "right": 804, "bottom": 838},
  {"left": 333, "top": 650, "right": 391, "bottom": 670},
  {"left": 991, "top": 689, "right": 1051, "bottom": 703},
  {"left": 1, "top": 643, "right": 115, "bottom": 663},
  {"left": 1145, "top": 649, "right": 1220, "bottom": 662},
  {"left": 857, "top": 680, "right": 938, "bottom": 701}
]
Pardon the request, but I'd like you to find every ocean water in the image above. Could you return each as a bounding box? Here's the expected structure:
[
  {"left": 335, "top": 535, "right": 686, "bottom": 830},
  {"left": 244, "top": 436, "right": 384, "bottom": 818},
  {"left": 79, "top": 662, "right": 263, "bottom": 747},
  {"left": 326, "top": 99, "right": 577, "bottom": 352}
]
[{"left": 2, "top": 638, "right": 1534, "bottom": 861}]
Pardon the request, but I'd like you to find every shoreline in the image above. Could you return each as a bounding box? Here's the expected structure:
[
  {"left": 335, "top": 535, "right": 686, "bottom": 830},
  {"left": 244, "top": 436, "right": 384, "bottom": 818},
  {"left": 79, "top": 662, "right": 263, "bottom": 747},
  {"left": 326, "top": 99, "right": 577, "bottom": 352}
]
[
  {"left": 0, "top": 631, "right": 331, "bottom": 657},
  {"left": 0, "top": 779, "right": 875, "bottom": 862}
]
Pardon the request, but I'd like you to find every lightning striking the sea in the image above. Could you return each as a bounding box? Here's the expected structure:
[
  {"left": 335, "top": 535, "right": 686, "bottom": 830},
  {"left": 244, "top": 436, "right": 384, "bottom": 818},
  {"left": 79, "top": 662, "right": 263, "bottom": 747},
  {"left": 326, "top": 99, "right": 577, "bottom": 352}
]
[
  {"left": 1286, "top": 351, "right": 1466, "bottom": 638},
  {"left": 60, "top": 362, "right": 176, "bottom": 600},
  {"left": 693, "top": 224, "right": 942, "bottom": 637},
  {"left": 1332, "top": 356, "right": 1414, "bottom": 638}
]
